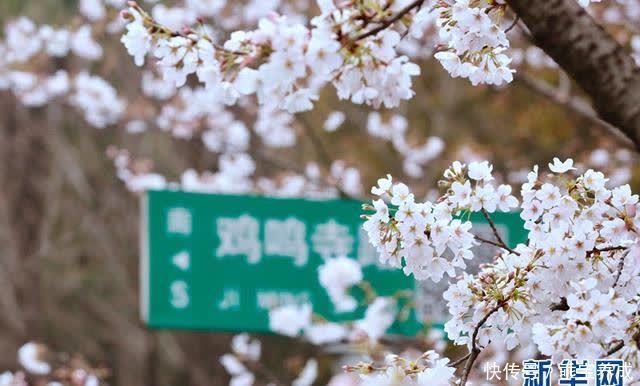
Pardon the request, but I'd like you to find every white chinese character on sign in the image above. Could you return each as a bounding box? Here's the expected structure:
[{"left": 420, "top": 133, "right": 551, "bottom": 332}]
[
  {"left": 256, "top": 291, "right": 278, "bottom": 310},
  {"left": 218, "top": 288, "right": 240, "bottom": 311},
  {"left": 311, "top": 219, "right": 354, "bottom": 260},
  {"left": 216, "top": 215, "right": 261, "bottom": 263},
  {"left": 264, "top": 218, "right": 308, "bottom": 266},
  {"left": 170, "top": 281, "right": 189, "bottom": 309},
  {"left": 256, "top": 290, "right": 310, "bottom": 310},
  {"left": 167, "top": 207, "right": 192, "bottom": 236}
]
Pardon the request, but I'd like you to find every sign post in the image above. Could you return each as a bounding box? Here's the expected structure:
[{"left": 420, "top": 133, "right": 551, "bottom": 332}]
[{"left": 140, "top": 190, "right": 526, "bottom": 334}]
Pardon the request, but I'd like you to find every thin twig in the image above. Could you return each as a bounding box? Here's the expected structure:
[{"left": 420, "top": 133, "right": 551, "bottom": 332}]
[
  {"left": 449, "top": 352, "right": 471, "bottom": 367},
  {"left": 246, "top": 359, "right": 285, "bottom": 386},
  {"left": 296, "top": 116, "right": 352, "bottom": 199},
  {"left": 606, "top": 341, "right": 625, "bottom": 356},
  {"left": 613, "top": 250, "right": 629, "bottom": 288},
  {"left": 253, "top": 149, "right": 357, "bottom": 199},
  {"left": 211, "top": 42, "right": 248, "bottom": 56},
  {"left": 516, "top": 73, "right": 637, "bottom": 150},
  {"left": 353, "top": 0, "right": 425, "bottom": 41},
  {"left": 504, "top": 15, "right": 520, "bottom": 33},
  {"left": 481, "top": 209, "right": 518, "bottom": 255},
  {"left": 474, "top": 235, "right": 509, "bottom": 250},
  {"left": 586, "top": 245, "right": 627, "bottom": 257}
]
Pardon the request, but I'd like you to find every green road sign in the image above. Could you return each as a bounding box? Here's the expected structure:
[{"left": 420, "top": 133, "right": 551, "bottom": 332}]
[{"left": 140, "top": 190, "right": 526, "bottom": 334}]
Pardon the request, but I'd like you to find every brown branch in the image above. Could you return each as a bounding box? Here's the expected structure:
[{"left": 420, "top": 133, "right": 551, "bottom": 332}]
[
  {"left": 295, "top": 116, "right": 353, "bottom": 199},
  {"left": 245, "top": 359, "right": 285, "bottom": 386},
  {"left": 459, "top": 299, "right": 509, "bottom": 386},
  {"left": 605, "top": 341, "right": 625, "bottom": 356},
  {"left": 353, "top": 0, "right": 425, "bottom": 41},
  {"left": 591, "top": 245, "right": 627, "bottom": 254},
  {"left": 584, "top": 245, "right": 628, "bottom": 259},
  {"left": 613, "top": 250, "right": 629, "bottom": 288},
  {"left": 504, "top": 15, "right": 520, "bottom": 33},
  {"left": 480, "top": 209, "right": 518, "bottom": 255},
  {"left": 516, "top": 73, "right": 636, "bottom": 150},
  {"left": 211, "top": 42, "right": 248, "bottom": 56},
  {"left": 549, "top": 297, "right": 569, "bottom": 312},
  {"left": 474, "top": 235, "right": 509, "bottom": 250},
  {"left": 449, "top": 352, "right": 471, "bottom": 367}
]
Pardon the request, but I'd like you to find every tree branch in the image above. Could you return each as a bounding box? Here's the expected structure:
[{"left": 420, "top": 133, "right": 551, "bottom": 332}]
[
  {"left": 605, "top": 341, "right": 625, "bottom": 356},
  {"left": 613, "top": 249, "right": 629, "bottom": 288},
  {"left": 516, "top": 73, "right": 636, "bottom": 149},
  {"left": 353, "top": 0, "right": 425, "bottom": 41},
  {"left": 253, "top": 149, "right": 356, "bottom": 199},
  {"left": 505, "top": 0, "right": 640, "bottom": 149},
  {"left": 295, "top": 116, "right": 353, "bottom": 199},
  {"left": 549, "top": 297, "right": 569, "bottom": 312},
  {"left": 504, "top": 15, "right": 520, "bottom": 33},
  {"left": 474, "top": 235, "right": 515, "bottom": 253},
  {"left": 449, "top": 352, "right": 471, "bottom": 367},
  {"left": 459, "top": 299, "right": 509, "bottom": 386},
  {"left": 480, "top": 209, "right": 518, "bottom": 255}
]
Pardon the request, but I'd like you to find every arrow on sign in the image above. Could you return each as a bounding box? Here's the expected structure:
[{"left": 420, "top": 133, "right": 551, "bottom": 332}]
[{"left": 172, "top": 251, "right": 190, "bottom": 270}]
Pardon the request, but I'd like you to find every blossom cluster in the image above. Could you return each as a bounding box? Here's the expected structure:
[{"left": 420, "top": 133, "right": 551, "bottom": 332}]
[
  {"left": 434, "top": 0, "right": 515, "bottom": 85},
  {"left": 268, "top": 297, "right": 399, "bottom": 345},
  {"left": 268, "top": 280, "right": 399, "bottom": 344},
  {"left": 346, "top": 350, "right": 455, "bottom": 386},
  {"left": 120, "top": 1, "right": 427, "bottom": 113},
  {"left": 219, "top": 334, "right": 261, "bottom": 386},
  {"left": 366, "top": 112, "right": 445, "bottom": 178},
  {"left": 2, "top": 0, "right": 375, "bottom": 199},
  {"left": 1, "top": 342, "right": 103, "bottom": 386},
  {"left": 109, "top": 145, "right": 363, "bottom": 198},
  {"left": 364, "top": 159, "right": 640, "bottom": 380},
  {"left": 0, "top": 17, "right": 126, "bottom": 127},
  {"left": 117, "top": 0, "right": 640, "bottom": 99},
  {"left": 363, "top": 160, "right": 518, "bottom": 282},
  {"left": 453, "top": 161, "right": 638, "bottom": 360},
  {"left": 220, "top": 333, "right": 319, "bottom": 386},
  {"left": 2, "top": 17, "right": 102, "bottom": 64},
  {"left": 319, "top": 256, "right": 364, "bottom": 312},
  {"left": 532, "top": 278, "right": 636, "bottom": 361}
]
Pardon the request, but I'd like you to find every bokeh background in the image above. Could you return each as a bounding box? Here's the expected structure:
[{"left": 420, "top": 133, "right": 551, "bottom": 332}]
[{"left": 0, "top": 0, "right": 637, "bottom": 385}]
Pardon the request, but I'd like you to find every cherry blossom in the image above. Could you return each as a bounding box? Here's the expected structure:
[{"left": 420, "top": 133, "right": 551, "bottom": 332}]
[
  {"left": 362, "top": 161, "right": 522, "bottom": 282},
  {"left": 292, "top": 359, "right": 318, "bottom": 386},
  {"left": 352, "top": 297, "right": 397, "bottom": 342},
  {"left": 434, "top": 0, "right": 515, "bottom": 85},
  {"left": 363, "top": 159, "right": 640, "bottom": 383},
  {"left": 323, "top": 111, "right": 346, "bottom": 132},
  {"left": 548, "top": 157, "right": 576, "bottom": 173},
  {"left": 318, "top": 256, "right": 363, "bottom": 313},
  {"left": 348, "top": 351, "right": 455, "bottom": 386},
  {"left": 219, "top": 334, "right": 262, "bottom": 386},
  {"left": 17, "top": 343, "right": 50, "bottom": 375},
  {"left": 268, "top": 304, "right": 312, "bottom": 337}
]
